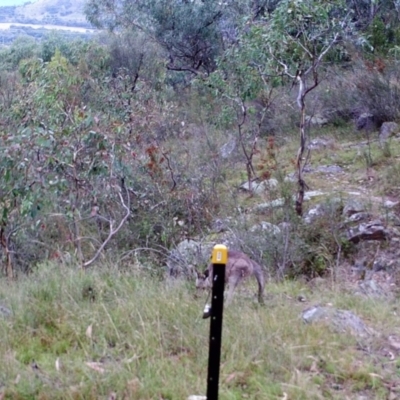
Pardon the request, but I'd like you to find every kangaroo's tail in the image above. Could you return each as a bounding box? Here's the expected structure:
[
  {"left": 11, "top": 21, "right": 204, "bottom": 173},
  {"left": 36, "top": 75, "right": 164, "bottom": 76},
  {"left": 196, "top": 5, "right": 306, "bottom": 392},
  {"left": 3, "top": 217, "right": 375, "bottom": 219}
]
[{"left": 252, "top": 261, "right": 265, "bottom": 304}]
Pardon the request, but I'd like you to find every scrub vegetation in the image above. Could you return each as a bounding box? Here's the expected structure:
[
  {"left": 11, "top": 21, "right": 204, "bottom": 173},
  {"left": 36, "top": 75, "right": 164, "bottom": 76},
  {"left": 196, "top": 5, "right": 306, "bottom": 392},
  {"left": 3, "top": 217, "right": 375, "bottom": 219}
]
[{"left": 1, "top": 0, "right": 400, "bottom": 398}]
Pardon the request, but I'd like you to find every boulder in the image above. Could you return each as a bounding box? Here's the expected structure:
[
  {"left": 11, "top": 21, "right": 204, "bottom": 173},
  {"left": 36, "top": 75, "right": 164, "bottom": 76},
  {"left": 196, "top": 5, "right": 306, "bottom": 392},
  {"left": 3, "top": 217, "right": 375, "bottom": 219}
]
[
  {"left": 211, "top": 218, "right": 231, "bottom": 233},
  {"left": 255, "top": 191, "right": 326, "bottom": 214},
  {"left": 356, "top": 112, "right": 377, "bottom": 131},
  {"left": 305, "top": 114, "right": 329, "bottom": 126},
  {"left": 356, "top": 279, "right": 390, "bottom": 299},
  {"left": 379, "top": 121, "right": 399, "bottom": 144},
  {"left": 219, "top": 137, "right": 236, "bottom": 158},
  {"left": 249, "top": 221, "right": 281, "bottom": 236},
  {"left": 343, "top": 198, "right": 366, "bottom": 217},
  {"left": 308, "top": 138, "right": 332, "bottom": 150},
  {"left": 166, "top": 240, "right": 213, "bottom": 278},
  {"left": 348, "top": 221, "right": 389, "bottom": 244},
  {"left": 240, "top": 178, "right": 278, "bottom": 194},
  {"left": 302, "top": 306, "right": 375, "bottom": 337},
  {"left": 303, "top": 198, "right": 342, "bottom": 224},
  {"left": 315, "top": 165, "right": 343, "bottom": 174}
]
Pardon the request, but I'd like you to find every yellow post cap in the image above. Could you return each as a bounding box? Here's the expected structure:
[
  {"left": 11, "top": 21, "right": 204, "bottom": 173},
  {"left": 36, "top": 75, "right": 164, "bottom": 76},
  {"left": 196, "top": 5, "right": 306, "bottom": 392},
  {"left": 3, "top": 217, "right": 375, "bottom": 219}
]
[{"left": 211, "top": 244, "right": 228, "bottom": 265}]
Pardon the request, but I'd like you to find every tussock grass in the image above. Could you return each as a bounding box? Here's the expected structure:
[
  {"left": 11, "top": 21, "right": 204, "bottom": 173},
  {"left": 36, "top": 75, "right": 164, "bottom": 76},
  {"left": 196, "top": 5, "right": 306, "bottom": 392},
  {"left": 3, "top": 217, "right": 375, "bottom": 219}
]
[{"left": 0, "top": 263, "right": 395, "bottom": 399}]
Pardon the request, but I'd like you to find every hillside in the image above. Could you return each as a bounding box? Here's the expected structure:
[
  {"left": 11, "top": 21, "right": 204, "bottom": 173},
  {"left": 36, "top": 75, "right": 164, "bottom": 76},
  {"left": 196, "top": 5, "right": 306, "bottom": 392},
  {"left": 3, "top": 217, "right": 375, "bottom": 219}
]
[
  {"left": 14, "top": 0, "right": 88, "bottom": 26},
  {"left": 0, "top": 0, "right": 93, "bottom": 43}
]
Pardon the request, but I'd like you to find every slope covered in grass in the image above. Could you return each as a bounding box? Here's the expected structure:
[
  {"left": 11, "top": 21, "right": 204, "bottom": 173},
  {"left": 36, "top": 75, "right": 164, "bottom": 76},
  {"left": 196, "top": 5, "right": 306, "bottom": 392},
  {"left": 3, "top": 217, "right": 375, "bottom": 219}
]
[{"left": 0, "top": 262, "right": 397, "bottom": 399}]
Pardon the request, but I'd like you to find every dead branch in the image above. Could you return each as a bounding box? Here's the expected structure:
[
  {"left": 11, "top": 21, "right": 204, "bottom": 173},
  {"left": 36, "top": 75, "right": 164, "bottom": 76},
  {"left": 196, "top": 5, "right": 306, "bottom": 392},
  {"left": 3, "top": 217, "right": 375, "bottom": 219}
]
[
  {"left": 223, "top": 95, "right": 258, "bottom": 191},
  {"left": 82, "top": 189, "right": 130, "bottom": 269}
]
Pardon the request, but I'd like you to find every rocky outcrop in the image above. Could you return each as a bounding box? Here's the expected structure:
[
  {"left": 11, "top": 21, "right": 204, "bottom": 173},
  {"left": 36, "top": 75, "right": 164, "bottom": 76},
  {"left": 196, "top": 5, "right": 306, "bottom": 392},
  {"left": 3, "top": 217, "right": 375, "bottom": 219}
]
[
  {"left": 166, "top": 239, "right": 213, "bottom": 278},
  {"left": 379, "top": 121, "right": 399, "bottom": 144},
  {"left": 348, "top": 220, "right": 390, "bottom": 244},
  {"left": 302, "top": 305, "right": 375, "bottom": 337}
]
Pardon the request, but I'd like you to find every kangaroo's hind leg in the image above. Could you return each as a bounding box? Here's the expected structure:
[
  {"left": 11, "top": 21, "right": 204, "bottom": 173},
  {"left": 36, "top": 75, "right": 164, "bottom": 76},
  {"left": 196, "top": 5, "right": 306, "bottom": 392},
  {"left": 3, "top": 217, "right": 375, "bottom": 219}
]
[{"left": 225, "top": 273, "right": 241, "bottom": 305}]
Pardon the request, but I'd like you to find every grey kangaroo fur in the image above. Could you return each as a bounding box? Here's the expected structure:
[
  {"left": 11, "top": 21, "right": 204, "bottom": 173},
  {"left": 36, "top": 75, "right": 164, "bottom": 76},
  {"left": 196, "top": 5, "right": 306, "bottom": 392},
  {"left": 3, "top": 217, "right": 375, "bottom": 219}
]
[{"left": 196, "top": 250, "right": 265, "bottom": 304}]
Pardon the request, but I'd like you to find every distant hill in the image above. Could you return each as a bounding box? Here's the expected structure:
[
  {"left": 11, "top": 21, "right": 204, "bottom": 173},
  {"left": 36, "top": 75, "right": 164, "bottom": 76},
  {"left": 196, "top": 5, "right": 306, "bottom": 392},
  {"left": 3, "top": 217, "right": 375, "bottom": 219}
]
[
  {"left": 0, "top": 0, "right": 89, "bottom": 27},
  {"left": 0, "top": 0, "right": 94, "bottom": 44},
  {"left": 16, "top": 0, "right": 87, "bottom": 25}
]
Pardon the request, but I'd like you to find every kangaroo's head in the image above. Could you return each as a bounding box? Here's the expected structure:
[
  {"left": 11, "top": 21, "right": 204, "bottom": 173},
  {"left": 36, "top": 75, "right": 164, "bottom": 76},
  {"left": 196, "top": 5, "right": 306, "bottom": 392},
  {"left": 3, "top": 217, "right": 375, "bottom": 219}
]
[{"left": 195, "top": 268, "right": 210, "bottom": 290}]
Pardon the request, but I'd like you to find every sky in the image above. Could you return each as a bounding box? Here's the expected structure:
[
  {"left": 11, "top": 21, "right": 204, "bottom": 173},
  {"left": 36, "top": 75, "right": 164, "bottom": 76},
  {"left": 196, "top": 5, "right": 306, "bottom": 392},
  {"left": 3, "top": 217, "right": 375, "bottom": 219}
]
[{"left": 0, "top": 0, "right": 34, "bottom": 6}]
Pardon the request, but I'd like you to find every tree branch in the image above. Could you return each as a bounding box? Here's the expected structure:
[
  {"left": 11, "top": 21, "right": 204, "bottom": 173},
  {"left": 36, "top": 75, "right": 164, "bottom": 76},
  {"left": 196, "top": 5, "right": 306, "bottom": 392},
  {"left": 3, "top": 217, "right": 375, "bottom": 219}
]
[{"left": 82, "top": 189, "right": 130, "bottom": 269}]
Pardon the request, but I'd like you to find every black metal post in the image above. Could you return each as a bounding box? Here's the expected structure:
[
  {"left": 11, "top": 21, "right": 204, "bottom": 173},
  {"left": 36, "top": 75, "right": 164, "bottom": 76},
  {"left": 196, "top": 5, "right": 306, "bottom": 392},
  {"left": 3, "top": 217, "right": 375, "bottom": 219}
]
[{"left": 206, "top": 262, "right": 226, "bottom": 400}]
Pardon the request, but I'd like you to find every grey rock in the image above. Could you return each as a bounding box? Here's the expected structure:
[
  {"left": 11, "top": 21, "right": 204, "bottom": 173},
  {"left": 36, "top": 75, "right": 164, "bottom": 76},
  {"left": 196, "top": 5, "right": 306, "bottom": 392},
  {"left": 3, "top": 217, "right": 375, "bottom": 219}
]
[
  {"left": 315, "top": 165, "right": 343, "bottom": 174},
  {"left": 0, "top": 304, "right": 11, "bottom": 318},
  {"left": 254, "top": 198, "right": 286, "bottom": 213},
  {"left": 249, "top": 221, "right": 281, "bottom": 236},
  {"left": 304, "top": 198, "right": 342, "bottom": 224},
  {"left": 166, "top": 240, "right": 213, "bottom": 278},
  {"left": 356, "top": 279, "right": 389, "bottom": 299},
  {"left": 303, "top": 190, "right": 326, "bottom": 200},
  {"left": 255, "top": 191, "right": 326, "bottom": 214},
  {"left": 302, "top": 306, "right": 374, "bottom": 337},
  {"left": 305, "top": 114, "right": 329, "bottom": 126},
  {"left": 284, "top": 172, "right": 297, "bottom": 182},
  {"left": 219, "top": 138, "right": 236, "bottom": 158},
  {"left": 387, "top": 212, "right": 400, "bottom": 226},
  {"left": 379, "top": 121, "right": 399, "bottom": 143},
  {"left": 356, "top": 112, "right": 377, "bottom": 131},
  {"left": 346, "top": 212, "right": 371, "bottom": 223},
  {"left": 343, "top": 198, "right": 366, "bottom": 217},
  {"left": 211, "top": 218, "right": 231, "bottom": 233},
  {"left": 348, "top": 222, "right": 389, "bottom": 244},
  {"left": 240, "top": 178, "right": 278, "bottom": 194},
  {"left": 384, "top": 199, "right": 400, "bottom": 209},
  {"left": 304, "top": 204, "right": 324, "bottom": 224},
  {"left": 308, "top": 138, "right": 332, "bottom": 150}
]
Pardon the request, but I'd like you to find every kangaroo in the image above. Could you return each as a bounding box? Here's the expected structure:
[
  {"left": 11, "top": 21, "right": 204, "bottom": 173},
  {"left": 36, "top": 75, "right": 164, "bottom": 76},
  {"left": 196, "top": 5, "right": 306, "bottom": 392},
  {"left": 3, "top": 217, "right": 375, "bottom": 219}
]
[{"left": 196, "top": 250, "right": 265, "bottom": 304}]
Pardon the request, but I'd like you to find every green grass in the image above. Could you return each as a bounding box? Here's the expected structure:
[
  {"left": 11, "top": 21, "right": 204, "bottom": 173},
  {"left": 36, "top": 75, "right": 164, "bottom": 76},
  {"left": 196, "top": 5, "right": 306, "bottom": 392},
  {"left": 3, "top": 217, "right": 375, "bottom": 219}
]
[{"left": 0, "top": 263, "right": 395, "bottom": 399}]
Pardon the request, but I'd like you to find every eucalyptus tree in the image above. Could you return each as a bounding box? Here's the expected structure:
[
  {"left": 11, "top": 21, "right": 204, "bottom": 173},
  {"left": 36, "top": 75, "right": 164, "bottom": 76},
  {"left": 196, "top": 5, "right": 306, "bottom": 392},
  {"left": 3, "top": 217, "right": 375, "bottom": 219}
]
[
  {"left": 203, "top": 0, "right": 352, "bottom": 194},
  {"left": 0, "top": 50, "right": 135, "bottom": 275},
  {"left": 204, "top": 16, "right": 280, "bottom": 192},
  {"left": 248, "top": 0, "right": 353, "bottom": 216},
  {"left": 0, "top": 35, "right": 38, "bottom": 71},
  {"left": 84, "top": 0, "right": 283, "bottom": 78},
  {"left": 85, "top": 0, "right": 225, "bottom": 76},
  {"left": 203, "top": 0, "right": 354, "bottom": 278}
]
